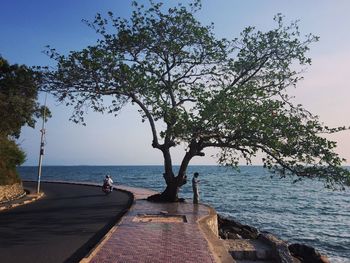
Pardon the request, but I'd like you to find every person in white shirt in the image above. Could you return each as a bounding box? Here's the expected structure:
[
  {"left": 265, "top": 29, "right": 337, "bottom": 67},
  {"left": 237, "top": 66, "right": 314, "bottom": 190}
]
[
  {"left": 192, "top": 172, "right": 200, "bottom": 204},
  {"left": 103, "top": 175, "right": 114, "bottom": 192}
]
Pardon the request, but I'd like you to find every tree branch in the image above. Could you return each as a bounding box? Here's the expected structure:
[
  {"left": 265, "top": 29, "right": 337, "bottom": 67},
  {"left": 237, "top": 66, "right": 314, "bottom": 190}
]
[{"left": 129, "top": 93, "right": 160, "bottom": 149}]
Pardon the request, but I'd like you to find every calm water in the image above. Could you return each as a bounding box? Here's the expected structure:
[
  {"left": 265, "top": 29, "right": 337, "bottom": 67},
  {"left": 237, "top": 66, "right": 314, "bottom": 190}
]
[{"left": 18, "top": 165, "right": 350, "bottom": 262}]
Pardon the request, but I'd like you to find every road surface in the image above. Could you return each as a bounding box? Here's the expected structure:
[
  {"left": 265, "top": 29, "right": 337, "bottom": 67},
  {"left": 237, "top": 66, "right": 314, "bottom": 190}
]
[{"left": 0, "top": 181, "right": 132, "bottom": 263}]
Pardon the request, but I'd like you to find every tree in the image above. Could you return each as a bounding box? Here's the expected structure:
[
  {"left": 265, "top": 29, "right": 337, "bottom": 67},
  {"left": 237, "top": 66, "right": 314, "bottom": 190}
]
[
  {"left": 41, "top": 1, "right": 350, "bottom": 201},
  {"left": 0, "top": 56, "right": 50, "bottom": 185}
]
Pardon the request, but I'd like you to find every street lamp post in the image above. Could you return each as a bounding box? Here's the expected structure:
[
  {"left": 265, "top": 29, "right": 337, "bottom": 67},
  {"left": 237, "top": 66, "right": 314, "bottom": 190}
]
[{"left": 37, "top": 93, "right": 47, "bottom": 194}]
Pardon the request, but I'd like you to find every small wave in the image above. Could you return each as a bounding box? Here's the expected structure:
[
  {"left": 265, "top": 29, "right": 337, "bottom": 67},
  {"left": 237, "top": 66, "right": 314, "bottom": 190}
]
[{"left": 328, "top": 256, "right": 350, "bottom": 263}]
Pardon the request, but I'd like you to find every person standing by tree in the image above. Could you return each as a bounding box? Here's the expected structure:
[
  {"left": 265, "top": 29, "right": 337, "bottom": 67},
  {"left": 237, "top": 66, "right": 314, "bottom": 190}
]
[{"left": 192, "top": 172, "right": 200, "bottom": 204}]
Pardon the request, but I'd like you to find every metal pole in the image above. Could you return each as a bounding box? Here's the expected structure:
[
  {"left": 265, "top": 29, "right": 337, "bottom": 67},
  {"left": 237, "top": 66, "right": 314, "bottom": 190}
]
[{"left": 37, "top": 93, "right": 47, "bottom": 194}]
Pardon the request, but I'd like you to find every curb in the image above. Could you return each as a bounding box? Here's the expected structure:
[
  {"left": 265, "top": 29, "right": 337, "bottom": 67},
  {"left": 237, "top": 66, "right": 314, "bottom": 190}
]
[
  {"left": 0, "top": 190, "right": 26, "bottom": 204},
  {"left": 79, "top": 205, "right": 133, "bottom": 263},
  {"left": 0, "top": 192, "right": 44, "bottom": 212}
]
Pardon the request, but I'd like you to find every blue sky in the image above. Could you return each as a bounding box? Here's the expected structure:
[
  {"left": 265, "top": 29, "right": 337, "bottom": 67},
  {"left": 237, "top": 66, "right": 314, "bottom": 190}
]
[{"left": 1, "top": 0, "right": 350, "bottom": 165}]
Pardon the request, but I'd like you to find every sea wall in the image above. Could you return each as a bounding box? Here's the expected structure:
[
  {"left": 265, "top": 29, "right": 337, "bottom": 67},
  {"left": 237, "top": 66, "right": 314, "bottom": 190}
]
[
  {"left": 204, "top": 206, "right": 219, "bottom": 237},
  {"left": 199, "top": 206, "right": 234, "bottom": 263},
  {"left": 0, "top": 183, "right": 25, "bottom": 203}
]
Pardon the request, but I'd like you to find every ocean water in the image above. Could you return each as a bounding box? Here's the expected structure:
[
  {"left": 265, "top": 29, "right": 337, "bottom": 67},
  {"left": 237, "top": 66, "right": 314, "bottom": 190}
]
[{"left": 18, "top": 165, "right": 350, "bottom": 262}]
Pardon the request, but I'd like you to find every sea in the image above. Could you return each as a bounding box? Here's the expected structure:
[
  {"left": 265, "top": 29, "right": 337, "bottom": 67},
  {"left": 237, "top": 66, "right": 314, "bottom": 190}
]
[{"left": 18, "top": 165, "right": 350, "bottom": 262}]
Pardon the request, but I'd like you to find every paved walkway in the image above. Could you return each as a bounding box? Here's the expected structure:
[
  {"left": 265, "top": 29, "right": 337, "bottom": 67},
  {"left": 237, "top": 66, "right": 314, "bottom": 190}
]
[{"left": 83, "top": 185, "right": 224, "bottom": 263}]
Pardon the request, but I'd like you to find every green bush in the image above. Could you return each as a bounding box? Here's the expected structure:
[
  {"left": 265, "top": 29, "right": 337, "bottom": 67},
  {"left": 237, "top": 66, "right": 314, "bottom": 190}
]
[{"left": 0, "top": 135, "right": 25, "bottom": 185}]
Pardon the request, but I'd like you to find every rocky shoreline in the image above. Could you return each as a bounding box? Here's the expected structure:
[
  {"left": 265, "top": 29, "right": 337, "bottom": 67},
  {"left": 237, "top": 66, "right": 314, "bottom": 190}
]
[{"left": 218, "top": 214, "right": 330, "bottom": 263}]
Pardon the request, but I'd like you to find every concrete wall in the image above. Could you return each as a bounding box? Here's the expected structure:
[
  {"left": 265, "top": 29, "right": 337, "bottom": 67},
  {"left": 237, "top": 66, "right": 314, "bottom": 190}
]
[
  {"left": 205, "top": 207, "right": 219, "bottom": 237},
  {"left": 199, "top": 205, "right": 234, "bottom": 263}
]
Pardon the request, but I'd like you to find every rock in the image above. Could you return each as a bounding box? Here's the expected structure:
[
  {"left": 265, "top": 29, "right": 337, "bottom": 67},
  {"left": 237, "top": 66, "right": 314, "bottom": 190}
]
[
  {"left": 217, "top": 214, "right": 330, "bottom": 263},
  {"left": 0, "top": 183, "right": 25, "bottom": 203},
  {"left": 258, "top": 232, "right": 295, "bottom": 263},
  {"left": 288, "top": 243, "right": 330, "bottom": 263},
  {"left": 227, "top": 232, "right": 242, "bottom": 239},
  {"left": 319, "top": 255, "right": 330, "bottom": 263},
  {"left": 218, "top": 215, "right": 259, "bottom": 239}
]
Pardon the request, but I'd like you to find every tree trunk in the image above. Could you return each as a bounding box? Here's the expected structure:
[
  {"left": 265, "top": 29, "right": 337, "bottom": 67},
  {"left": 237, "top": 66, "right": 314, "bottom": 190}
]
[
  {"left": 147, "top": 178, "right": 181, "bottom": 202},
  {"left": 148, "top": 175, "right": 188, "bottom": 202},
  {"left": 147, "top": 149, "right": 192, "bottom": 203},
  {"left": 147, "top": 147, "right": 181, "bottom": 202},
  {"left": 159, "top": 183, "right": 180, "bottom": 202},
  {"left": 162, "top": 148, "right": 174, "bottom": 185},
  {"left": 178, "top": 151, "right": 193, "bottom": 181}
]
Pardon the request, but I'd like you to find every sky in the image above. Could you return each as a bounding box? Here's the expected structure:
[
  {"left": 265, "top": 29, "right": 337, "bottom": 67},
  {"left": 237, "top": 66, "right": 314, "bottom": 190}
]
[{"left": 1, "top": 0, "right": 350, "bottom": 166}]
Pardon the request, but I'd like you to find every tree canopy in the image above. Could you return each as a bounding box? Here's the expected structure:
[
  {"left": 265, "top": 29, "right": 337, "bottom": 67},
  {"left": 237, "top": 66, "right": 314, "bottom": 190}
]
[{"left": 41, "top": 0, "right": 350, "bottom": 200}]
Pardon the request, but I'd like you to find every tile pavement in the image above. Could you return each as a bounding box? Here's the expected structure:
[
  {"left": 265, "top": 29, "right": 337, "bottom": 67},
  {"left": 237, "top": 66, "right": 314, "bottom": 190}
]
[{"left": 87, "top": 185, "right": 217, "bottom": 263}]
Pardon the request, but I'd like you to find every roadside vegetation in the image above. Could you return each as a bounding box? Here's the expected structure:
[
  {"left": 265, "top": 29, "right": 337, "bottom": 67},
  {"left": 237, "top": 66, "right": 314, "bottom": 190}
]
[{"left": 0, "top": 56, "right": 50, "bottom": 185}]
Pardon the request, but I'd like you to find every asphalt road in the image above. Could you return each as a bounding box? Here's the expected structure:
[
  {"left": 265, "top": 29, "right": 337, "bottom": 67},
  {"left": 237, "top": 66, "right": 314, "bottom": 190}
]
[{"left": 0, "top": 181, "right": 132, "bottom": 263}]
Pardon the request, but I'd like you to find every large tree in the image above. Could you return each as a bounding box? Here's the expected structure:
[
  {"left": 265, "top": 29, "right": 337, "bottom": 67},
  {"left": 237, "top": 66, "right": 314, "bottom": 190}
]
[
  {"left": 0, "top": 56, "right": 50, "bottom": 185},
  {"left": 41, "top": 1, "right": 349, "bottom": 201}
]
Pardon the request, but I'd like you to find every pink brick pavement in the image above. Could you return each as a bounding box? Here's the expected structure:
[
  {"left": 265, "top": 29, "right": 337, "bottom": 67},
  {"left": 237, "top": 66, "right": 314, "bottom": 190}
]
[{"left": 88, "top": 186, "right": 216, "bottom": 263}]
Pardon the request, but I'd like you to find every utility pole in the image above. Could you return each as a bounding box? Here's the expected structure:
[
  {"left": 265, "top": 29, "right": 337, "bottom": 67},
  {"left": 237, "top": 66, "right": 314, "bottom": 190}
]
[{"left": 37, "top": 93, "right": 47, "bottom": 194}]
